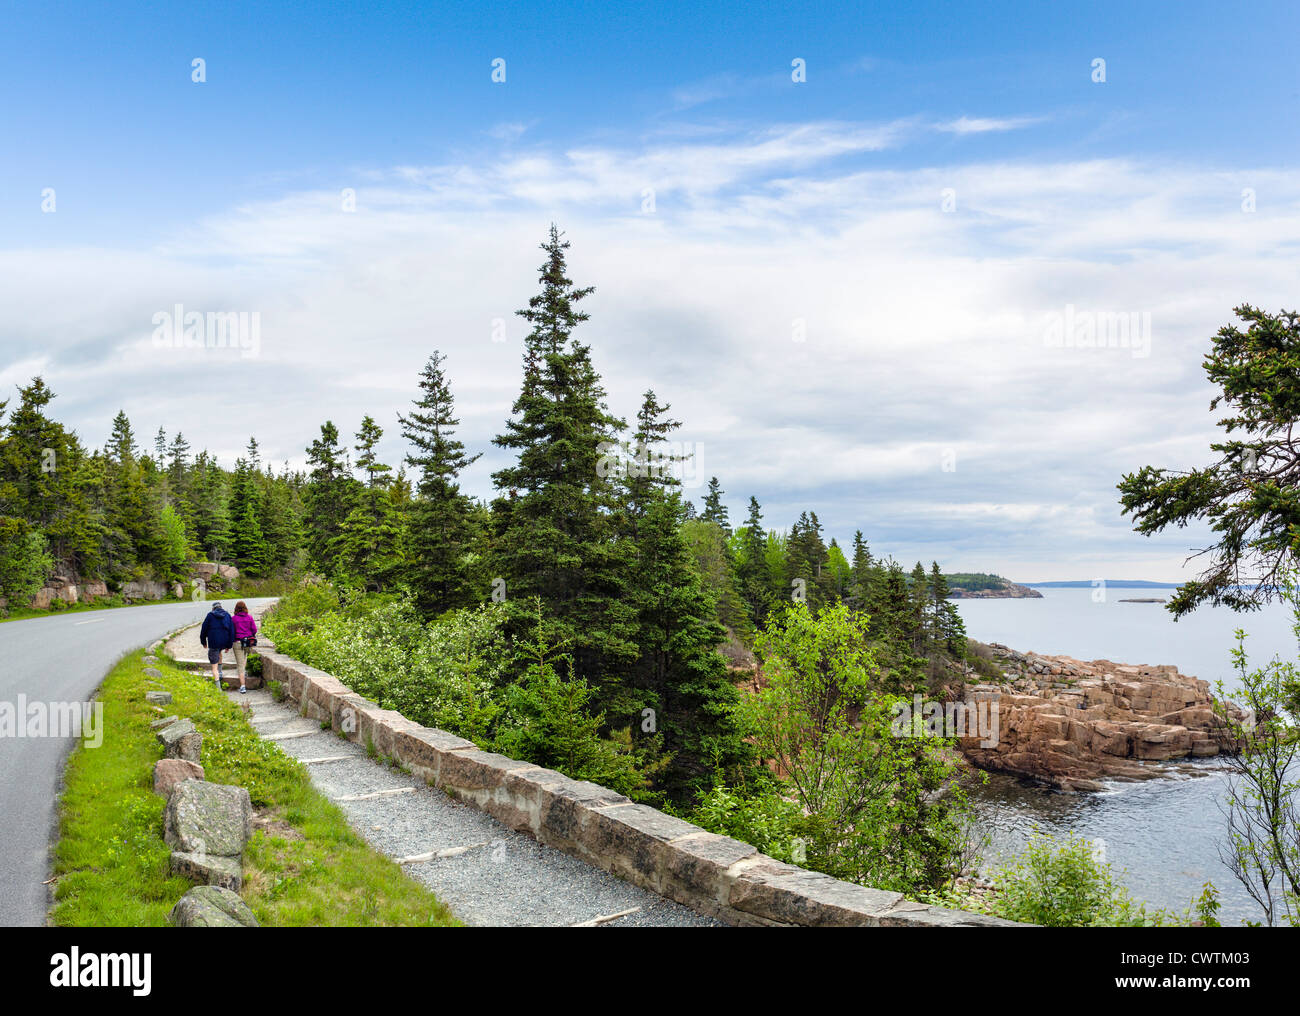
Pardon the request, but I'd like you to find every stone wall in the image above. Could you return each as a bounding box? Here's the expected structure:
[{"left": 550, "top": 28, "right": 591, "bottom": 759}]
[{"left": 258, "top": 646, "right": 1021, "bottom": 928}]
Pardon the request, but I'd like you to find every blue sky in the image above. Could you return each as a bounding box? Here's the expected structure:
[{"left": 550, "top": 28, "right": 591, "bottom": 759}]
[
  {"left": 3, "top": 1, "right": 1299, "bottom": 580},
  {"left": 6, "top": 1, "right": 1296, "bottom": 243}
]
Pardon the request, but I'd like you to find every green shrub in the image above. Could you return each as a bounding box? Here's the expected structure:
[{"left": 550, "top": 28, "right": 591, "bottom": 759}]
[
  {"left": 991, "top": 831, "right": 1180, "bottom": 927},
  {"left": 690, "top": 780, "right": 809, "bottom": 864}
]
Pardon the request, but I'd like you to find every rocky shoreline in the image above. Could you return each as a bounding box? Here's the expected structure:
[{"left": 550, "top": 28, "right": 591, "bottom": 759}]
[{"left": 953, "top": 644, "right": 1249, "bottom": 792}]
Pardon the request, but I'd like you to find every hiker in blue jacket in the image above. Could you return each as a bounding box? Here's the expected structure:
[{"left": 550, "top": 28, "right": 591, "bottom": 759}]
[{"left": 200, "top": 601, "right": 236, "bottom": 689}]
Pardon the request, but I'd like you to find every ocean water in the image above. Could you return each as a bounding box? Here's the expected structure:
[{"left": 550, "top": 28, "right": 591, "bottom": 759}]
[
  {"left": 953, "top": 587, "right": 1297, "bottom": 925},
  {"left": 955, "top": 586, "right": 1297, "bottom": 694}
]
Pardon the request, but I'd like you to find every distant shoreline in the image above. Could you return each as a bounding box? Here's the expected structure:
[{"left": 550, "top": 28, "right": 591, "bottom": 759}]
[{"left": 1025, "top": 580, "right": 1180, "bottom": 589}]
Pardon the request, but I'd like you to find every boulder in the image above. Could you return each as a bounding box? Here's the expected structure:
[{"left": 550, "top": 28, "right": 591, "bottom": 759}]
[
  {"left": 216, "top": 564, "right": 240, "bottom": 583},
  {"left": 82, "top": 580, "right": 108, "bottom": 599},
  {"left": 122, "top": 579, "right": 168, "bottom": 601},
  {"left": 155, "top": 718, "right": 202, "bottom": 762},
  {"left": 168, "top": 886, "right": 258, "bottom": 927},
  {"left": 163, "top": 780, "right": 253, "bottom": 857},
  {"left": 169, "top": 851, "right": 243, "bottom": 891},
  {"left": 145, "top": 690, "right": 172, "bottom": 706},
  {"left": 150, "top": 716, "right": 178, "bottom": 730},
  {"left": 191, "top": 562, "right": 219, "bottom": 580},
  {"left": 153, "top": 758, "right": 205, "bottom": 796}
]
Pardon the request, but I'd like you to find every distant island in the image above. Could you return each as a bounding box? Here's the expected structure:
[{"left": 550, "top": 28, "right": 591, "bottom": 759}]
[{"left": 943, "top": 573, "right": 1043, "bottom": 598}]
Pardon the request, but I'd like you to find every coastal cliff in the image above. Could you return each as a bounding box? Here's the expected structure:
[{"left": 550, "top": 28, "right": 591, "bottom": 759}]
[{"left": 954, "top": 644, "right": 1248, "bottom": 791}]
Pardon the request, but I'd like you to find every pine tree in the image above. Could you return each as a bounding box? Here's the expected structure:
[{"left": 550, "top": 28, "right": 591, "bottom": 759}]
[
  {"left": 108, "top": 411, "right": 137, "bottom": 464},
  {"left": 849, "top": 530, "right": 873, "bottom": 608},
  {"left": 491, "top": 225, "right": 638, "bottom": 687},
  {"left": 615, "top": 392, "right": 753, "bottom": 800},
  {"left": 103, "top": 410, "right": 167, "bottom": 576},
  {"left": 190, "top": 452, "right": 232, "bottom": 561},
  {"left": 786, "top": 511, "right": 831, "bottom": 610},
  {"left": 400, "top": 352, "right": 481, "bottom": 615},
  {"left": 0, "top": 379, "right": 97, "bottom": 574},
  {"left": 908, "top": 561, "right": 929, "bottom": 653},
  {"left": 929, "top": 561, "right": 966, "bottom": 656},
  {"left": 354, "top": 415, "right": 392, "bottom": 489},
  {"left": 167, "top": 432, "right": 190, "bottom": 483},
  {"left": 304, "top": 421, "right": 358, "bottom": 575},
  {"left": 700, "top": 477, "right": 730, "bottom": 533},
  {"left": 623, "top": 389, "right": 682, "bottom": 534},
  {"left": 633, "top": 491, "right": 753, "bottom": 802},
  {"left": 867, "top": 559, "right": 927, "bottom": 693},
  {"left": 228, "top": 458, "right": 269, "bottom": 576},
  {"left": 737, "top": 496, "right": 772, "bottom": 630},
  {"left": 259, "top": 466, "right": 303, "bottom": 574}
]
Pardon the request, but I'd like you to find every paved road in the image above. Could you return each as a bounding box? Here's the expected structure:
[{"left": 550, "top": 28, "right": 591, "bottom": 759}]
[{"left": 0, "top": 598, "right": 277, "bottom": 927}]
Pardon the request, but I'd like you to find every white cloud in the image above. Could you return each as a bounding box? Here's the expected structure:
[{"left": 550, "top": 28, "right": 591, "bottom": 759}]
[
  {"left": 936, "top": 115, "right": 1046, "bottom": 135},
  {"left": 3, "top": 121, "right": 1296, "bottom": 582}
]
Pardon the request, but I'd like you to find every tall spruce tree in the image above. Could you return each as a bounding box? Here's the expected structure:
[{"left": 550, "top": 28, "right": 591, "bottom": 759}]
[
  {"left": 737, "top": 495, "right": 772, "bottom": 629},
  {"left": 304, "top": 421, "right": 358, "bottom": 575},
  {"left": 849, "top": 530, "right": 872, "bottom": 607},
  {"left": 190, "top": 451, "right": 232, "bottom": 561},
  {"left": 618, "top": 391, "right": 753, "bottom": 801},
  {"left": 491, "top": 225, "right": 638, "bottom": 689},
  {"left": 354, "top": 415, "right": 391, "bottom": 489},
  {"left": 928, "top": 561, "right": 966, "bottom": 656},
  {"left": 227, "top": 457, "right": 269, "bottom": 576},
  {"left": 700, "top": 476, "right": 730, "bottom": 533},
  {"left": 400, "top": 352, "right": 480, "bottom": 614}
]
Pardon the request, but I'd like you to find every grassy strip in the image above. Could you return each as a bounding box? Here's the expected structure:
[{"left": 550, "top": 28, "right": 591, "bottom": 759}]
[{"left": 52, "top": 650, "right": 460, "bottom": 927}]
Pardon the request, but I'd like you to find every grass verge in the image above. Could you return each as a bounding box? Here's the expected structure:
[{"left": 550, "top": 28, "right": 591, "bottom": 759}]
[{"left": 52, "top": 650, "right": 460, "bottom": 927}]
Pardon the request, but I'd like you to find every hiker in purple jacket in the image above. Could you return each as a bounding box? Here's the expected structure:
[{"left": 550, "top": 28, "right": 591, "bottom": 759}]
[{"left": 231, "top": 600, "right": 258, "bottom": 695}]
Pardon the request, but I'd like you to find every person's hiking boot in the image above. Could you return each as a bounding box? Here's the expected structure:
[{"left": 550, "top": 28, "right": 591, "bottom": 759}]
[{"left": 239, "top": 685, "right": 247, "bottom": 695}]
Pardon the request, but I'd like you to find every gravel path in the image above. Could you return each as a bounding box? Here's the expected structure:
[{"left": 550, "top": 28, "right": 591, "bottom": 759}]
[{"left": 172, "top": 622, "right": 721, "bottom": 927}]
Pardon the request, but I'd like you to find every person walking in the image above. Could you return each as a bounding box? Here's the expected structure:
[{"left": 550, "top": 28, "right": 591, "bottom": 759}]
[
  {"left": 231, "top": 601, "right": 259, "bottom": 695},
  {"left": 200, "top": 601, "right": 236, "bottom": 690}
]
